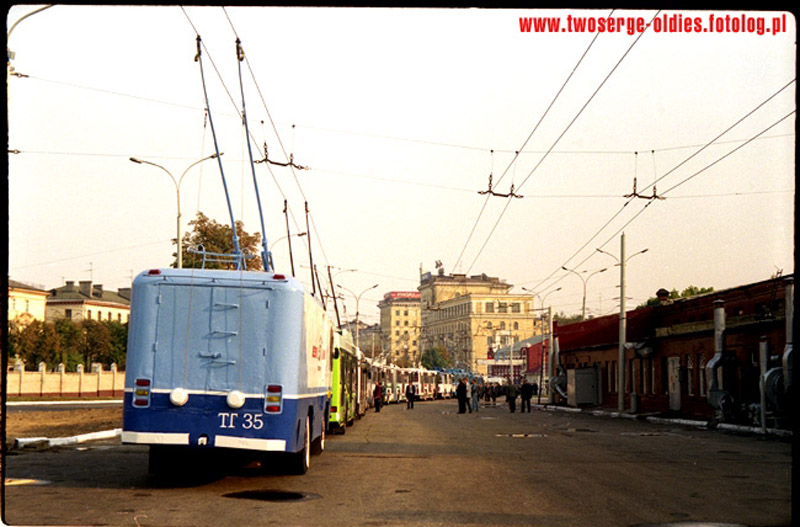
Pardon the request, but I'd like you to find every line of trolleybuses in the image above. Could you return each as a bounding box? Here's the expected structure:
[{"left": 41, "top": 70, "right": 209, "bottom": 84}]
[{"left": 120, "top": 267, "right": 477, "bottom": 475}]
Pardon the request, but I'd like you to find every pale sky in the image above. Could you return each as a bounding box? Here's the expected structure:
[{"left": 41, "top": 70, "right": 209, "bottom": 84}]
[{"left": 6, "top": 6, "right": 796, "bottom": 324}]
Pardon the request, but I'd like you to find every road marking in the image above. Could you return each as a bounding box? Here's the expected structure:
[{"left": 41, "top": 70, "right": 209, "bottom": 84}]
[{"left": 4, "top": 478, "right": 50, "bottom": 486}]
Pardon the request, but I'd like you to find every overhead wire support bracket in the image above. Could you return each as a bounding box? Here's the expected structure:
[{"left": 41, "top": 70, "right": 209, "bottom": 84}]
[
  {"left": 255, "top": 142, "right": 308, "bottom": 170},
  {"left": 623, "top": 151, "right": 665, "bottom": 201},
  {"left": 477, "top": 174, "right": 523, "bottom": 199}
]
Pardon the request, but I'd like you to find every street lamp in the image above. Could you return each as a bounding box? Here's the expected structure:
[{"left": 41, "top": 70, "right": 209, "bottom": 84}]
[
  {"left": 129, "top": 153, "right": 221, "bottom": 269},
  {"left": 561, "top": 266, "right": 608, "bottom": 320},
  {"left": 597, "top": 233, "right": 648, "bottom": 412},
  {"left": 522, "top": 286, "right": 561, "bottom": 403},
  {"left": 271, "top": 232, "right": 306, "bottom": 276},
  {"left": 336, "top": 283, "right": 378, "bottom": 350}
]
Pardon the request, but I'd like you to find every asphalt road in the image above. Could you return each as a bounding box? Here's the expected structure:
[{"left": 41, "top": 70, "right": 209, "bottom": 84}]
[{"left": 2, "top": 399, "right": 793, "bottom": 527}]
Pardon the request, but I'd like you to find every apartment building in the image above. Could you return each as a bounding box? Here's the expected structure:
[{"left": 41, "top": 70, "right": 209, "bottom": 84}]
[
  {"left": 46, "top": 280, "right": 131, "bottom": 323},
  {"left": 7, "top": 279, "right": 49, "bottom": 326},
  {"left": 418, "top": 271, "right": 541, "bottom": 376},
  {"left": 378, "top": 291, "right": 422, "bottom": 366}
]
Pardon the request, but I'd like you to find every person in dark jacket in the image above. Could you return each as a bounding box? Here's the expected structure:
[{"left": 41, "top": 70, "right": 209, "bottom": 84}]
[
  {"left": 520, "top": 380, "right": 533, "bottom": 412},
  {"left": 405, "top": 383, "right": 417, "bottom": 409},
  {"left": 506, "top": 380, "right": 518, "bottom": 413},
  {"left": 373, "top": 382, "right": 384, "bottom": 412},
  {"left": 456, "top": 378, "right": 469, "bottom": 414}
]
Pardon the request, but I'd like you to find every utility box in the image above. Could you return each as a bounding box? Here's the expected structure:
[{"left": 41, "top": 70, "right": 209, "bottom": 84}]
[{"left": 567, "top": 368, "right": 599, "bottom": 407}]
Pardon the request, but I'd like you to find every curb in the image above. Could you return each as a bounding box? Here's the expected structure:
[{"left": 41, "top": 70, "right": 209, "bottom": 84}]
[
  {"left": 533, "top": 404, "right": 793, "bottom": 438},
  {"left": 14, "top": 428, "right": 122, "bottom": 450}
]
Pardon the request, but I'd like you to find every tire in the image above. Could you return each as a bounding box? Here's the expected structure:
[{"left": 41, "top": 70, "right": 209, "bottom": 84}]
[
  {"left": 291, "top": 416, "right": 311, "bottom": 475},
  {"left": 311, "top": 419, "right": 326, "bottom": 455}
]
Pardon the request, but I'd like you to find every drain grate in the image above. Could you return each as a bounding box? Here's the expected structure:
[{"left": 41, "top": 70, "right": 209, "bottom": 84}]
[
  {"left": 495, "top": 433, "right": 547, "bottom": 438},
  {"left": 223, "top": 490, "right": 321, "bottom": 502}
]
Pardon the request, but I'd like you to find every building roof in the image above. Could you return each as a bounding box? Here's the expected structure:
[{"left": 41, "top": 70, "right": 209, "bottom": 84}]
[
  {"left": 8, "top": 279, "right": 48, "bottom": 294},
  {"left": 48, "top": 280, "right": 130, "bottom": 306}
]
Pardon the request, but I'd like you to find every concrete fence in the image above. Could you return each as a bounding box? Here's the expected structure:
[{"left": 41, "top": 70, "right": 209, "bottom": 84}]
[{"left": 5, "top": 361, "right": 125, "bottom": 398}]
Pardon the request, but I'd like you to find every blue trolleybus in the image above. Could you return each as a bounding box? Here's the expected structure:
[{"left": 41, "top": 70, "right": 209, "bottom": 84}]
[{"left": 121, "top": 267, "right": 333, "bottom": 475}]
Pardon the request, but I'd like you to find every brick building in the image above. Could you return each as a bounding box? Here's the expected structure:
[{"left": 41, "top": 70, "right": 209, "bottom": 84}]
[{"left": 555, "top": 274, "right": 793, "bottom": 427}]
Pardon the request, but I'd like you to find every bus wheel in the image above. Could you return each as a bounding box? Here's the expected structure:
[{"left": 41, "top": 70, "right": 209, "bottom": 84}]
[
  {"left": 311, "top": 420, "right": 325, "bottom": 455},
  {"left": 291, "top": 416, "right": 311, "bottom": 474}
]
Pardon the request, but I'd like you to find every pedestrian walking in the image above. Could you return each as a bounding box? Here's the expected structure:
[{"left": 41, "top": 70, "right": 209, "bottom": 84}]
[
  {"left": 456, "top": 378, "right": 469, "bottom": 414},
  {"left": 470, "top": 379, "right": 480, "bottom": 412},
  {"left": 491, "top": 383, "right": 498, "bottom": 407},
  {"left": 405, "top": 383, "right": 416, "bottom": 409},
  {"left": 520, "top": 379, "right": 533, "bottom": 413},
  {"left": 506, "top": 380, "right": 518, "bottom": 413},
  {"left": 373, "top": 381, "right": 384, "bottom": 413}
]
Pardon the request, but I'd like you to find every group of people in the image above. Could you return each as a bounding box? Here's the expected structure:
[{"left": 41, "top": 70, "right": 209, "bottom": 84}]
[
  {"left": 372, "top": 381, "right": 419, "bottom": 412},
  {"left": 456, "top": 378, "right": 539, "bottom": 414},
  {"left": 374, "top": 377, "right": 540, "bottom": 415}
]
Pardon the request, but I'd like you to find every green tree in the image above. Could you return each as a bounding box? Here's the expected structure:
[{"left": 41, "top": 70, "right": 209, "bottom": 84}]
[
  {"left": 177, "top": 211, "right": 263, "bottom": 270},
  {"left": 102, "top": 320, "right": 128, "bottom": 369},
  {"left": 553, "top": 311, "right": 584, "bottom": 325},
  {"left": 13, "top": 320, "right": 60, "bottom": 370},
  {"left": 78, "top": 319, "right": 111, "bottom": 369},
  {"left": 638, "top": 285, "right": 715, "bottom": 308},
  {"left": 54, "top": 318, "right": 86, "bottom": 370},
  {"left": 421, "top": 347, "right": 452, "bottom": 370}
]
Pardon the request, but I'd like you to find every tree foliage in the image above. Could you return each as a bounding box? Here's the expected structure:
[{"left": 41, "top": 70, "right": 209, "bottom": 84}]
[
  {"left": 8, "top": 318, "right": 127, "bottom": 371},
  {"left": 553, "top": 311, "right": 584, "bottom": 325},
  {"left": 177, "top": 211, "right": 263, "bottom": 270},
  {"left": 421, "top": 347, "right": 452, "bottom": 370}
]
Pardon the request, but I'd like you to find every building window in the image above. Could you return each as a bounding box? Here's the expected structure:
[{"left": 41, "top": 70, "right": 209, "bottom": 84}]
[
  {"left": 511, "top": 303, "right": 520, "bottom": 313},
  {"left": 500, "top": 321, "right": 506, "bottom": 330},
  {"left": 698, "top": 355, "right": 707, "bottom": 396},
  {"left": 513, "top": 322, "right": 519, "bottom": 330},
  {"left": 65, "top": 309, "right": 73, "bottom": 320},
  {"left": 87, "top": 310, "right": 92, "bottom": 320},
  {"left": 611, "top": 361, "right": 617, "bottom": 393},
  {"left": 498, "top": 303, "right": 508, "bottom": 313},
  {"left": 486, "top": 302, "right": 494, "bottom": 313},
  {"left": 404, "top": 310, "right": 408, "bottom": 316},
  {"left": 487, "top": 321, "right": 493, "bottom": 329},
  {"left": 687, "top": 355, "right": 695, "bottom": 396}
]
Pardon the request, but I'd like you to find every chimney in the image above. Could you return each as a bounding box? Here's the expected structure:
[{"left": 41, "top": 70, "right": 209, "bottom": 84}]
[
  {"left": 79, "top": 280, "right": 93, "bottom": 297},
  {"left": 93, "top": 284, "right": 104, "bottom": 297},
  {"left": 118, "top": 287, "right": 132, "bottom": 300},
  {"left": 656, "top": 288, "right": 671, "bottom": 305},
  {"left": 65, "top": 281, "right": 75, "bottom": 290}
]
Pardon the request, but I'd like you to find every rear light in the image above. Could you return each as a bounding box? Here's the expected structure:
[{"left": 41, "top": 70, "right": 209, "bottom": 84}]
[
  {"left": 147, "top": 269, "right": 162, "bottom": 276},
  {"left": 265, "top": 385, "right": 283, "bottom": 414},
  {"left": 132, "top": 378, "right": 151, "bottom": 408},
  {"left": 272, "top": 274, "right": 286, "bottom": 280},
  {"left": 330, "top": 406, "right": 338, "bottom": 413}
]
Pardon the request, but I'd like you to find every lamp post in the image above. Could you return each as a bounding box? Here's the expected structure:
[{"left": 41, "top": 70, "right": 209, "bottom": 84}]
[
  {"left": 597, "top": 233, "right": 648, "bottom": 412},
  {"left": 271, "top": 232, "right": 306, "bottom": 276},
  {"left": 521, "top": 286, "right": 561, "bottom": 403},
  {"left": 337, "top": 283, "right": 378, "bottom": 350},
  {"left": 129, "top": 153, "right": 221, "bottom": 269},
  {"left": 7, "top": 5, "right": 54, "bottom": 87},
  {"left": 561, "top": 266, "right": 607, "bottom": 320}
]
